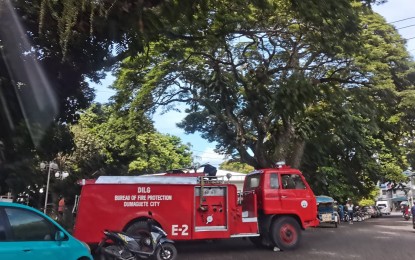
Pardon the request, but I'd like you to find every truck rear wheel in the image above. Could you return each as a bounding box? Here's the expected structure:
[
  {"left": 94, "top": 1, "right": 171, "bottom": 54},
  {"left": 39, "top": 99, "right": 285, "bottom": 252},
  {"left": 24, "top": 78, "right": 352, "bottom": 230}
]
[
  {"left": 125, "top": 221, "right": 152, "bottom": 255},
  {"left": 270, "top": 217, "right": 301, "bottom": 251},
  {"left": 125, "top": 221, "right": 149, "bottom": 236}
]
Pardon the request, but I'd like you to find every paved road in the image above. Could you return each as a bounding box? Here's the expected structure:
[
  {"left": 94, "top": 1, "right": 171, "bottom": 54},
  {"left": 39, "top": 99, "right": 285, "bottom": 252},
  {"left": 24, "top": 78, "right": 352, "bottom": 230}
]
[{"left": 175, "top": 213, "right": 415, "bottom": 260}]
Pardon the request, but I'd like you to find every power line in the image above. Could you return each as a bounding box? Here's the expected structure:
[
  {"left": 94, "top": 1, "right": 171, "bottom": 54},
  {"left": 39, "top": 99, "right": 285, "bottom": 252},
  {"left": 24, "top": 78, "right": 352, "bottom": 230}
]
[
  {"left": 397, "top": 24, "right": 415, "bottom": 30},
  {"left": 390, "top": 16, "right": 415, "bottom": 24}
]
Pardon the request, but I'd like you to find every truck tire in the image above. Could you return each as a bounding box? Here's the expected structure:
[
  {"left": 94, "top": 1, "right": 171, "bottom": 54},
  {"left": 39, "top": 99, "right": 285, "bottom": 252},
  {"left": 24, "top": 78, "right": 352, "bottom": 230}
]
[
  {"left": 270, "top": 217, "right": 301, "bottom": 251},
  {"left": 125, "top": 221, "right": 150, "bottom": 236},
  {"left": 125, "top": 221, "right": 152, "bottom": 255}
]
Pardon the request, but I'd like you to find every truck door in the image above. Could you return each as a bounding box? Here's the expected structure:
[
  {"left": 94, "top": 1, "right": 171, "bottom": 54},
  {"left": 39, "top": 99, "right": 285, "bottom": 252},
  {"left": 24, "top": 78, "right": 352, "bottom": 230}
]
[{"left": 279, "top": 173, "right": 316, "bottom": 221}]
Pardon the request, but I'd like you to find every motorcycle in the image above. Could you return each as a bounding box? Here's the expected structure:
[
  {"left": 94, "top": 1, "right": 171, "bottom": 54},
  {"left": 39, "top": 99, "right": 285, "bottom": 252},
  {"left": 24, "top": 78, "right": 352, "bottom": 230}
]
[
  {"left": 403, "top": 209, "right": 410, "bottom": 221},
  {"left": 404, "top": 212, "right": 410, "bottom": 221},
  {"left": 97, "top": 212, "right": 177, "bottom": 260}
]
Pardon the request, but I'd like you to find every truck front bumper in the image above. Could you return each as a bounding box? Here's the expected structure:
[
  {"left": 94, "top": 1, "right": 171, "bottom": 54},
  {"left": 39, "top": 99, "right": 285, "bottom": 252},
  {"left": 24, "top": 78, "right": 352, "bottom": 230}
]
[{"left": 303, "top": 218, "right": 320, "bottom": 228}]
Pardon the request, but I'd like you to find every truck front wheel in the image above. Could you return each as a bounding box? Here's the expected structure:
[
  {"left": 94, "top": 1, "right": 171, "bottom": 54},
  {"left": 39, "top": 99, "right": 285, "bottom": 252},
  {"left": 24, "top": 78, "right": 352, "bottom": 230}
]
[{"left": 270, "top": 217, "right": 301, "bottom": 251}]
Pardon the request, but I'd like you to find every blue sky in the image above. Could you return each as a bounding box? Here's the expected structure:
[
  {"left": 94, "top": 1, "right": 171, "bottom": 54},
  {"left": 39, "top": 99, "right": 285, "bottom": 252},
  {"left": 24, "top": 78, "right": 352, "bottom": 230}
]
[{"left": 93, "top": 1, "right": 415, "bottom": 167}]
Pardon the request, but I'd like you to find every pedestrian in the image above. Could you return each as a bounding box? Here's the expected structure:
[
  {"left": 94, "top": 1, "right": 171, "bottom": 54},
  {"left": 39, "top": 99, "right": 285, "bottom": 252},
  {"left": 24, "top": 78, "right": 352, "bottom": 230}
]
[
  {"left": 58, "top": 196, "right": 65, "bottom": 221},
  {"left": 346, "top": 199, "right": 354, "bottom": 224},
  {"left": 411, "top": 201, "right": 415, "bottom": 226},
  {"left": 338, "top": 204, "right": 345, "bottom": 222}
]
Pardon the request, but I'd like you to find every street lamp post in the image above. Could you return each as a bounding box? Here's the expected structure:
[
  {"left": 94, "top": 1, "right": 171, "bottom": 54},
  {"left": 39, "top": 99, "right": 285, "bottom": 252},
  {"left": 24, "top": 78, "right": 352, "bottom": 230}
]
[
  {"left": 55, "top": 171, "right": 69, "bottom": 180},
  {"left": 40, "top": 161, "right": 59, "bottom": 214}
]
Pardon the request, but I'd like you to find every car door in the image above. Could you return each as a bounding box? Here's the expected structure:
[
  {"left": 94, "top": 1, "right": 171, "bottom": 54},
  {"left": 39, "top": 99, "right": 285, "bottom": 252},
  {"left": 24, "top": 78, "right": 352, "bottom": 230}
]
[{"left": 0, "top": 206, "right": 69, "bottom": 260}]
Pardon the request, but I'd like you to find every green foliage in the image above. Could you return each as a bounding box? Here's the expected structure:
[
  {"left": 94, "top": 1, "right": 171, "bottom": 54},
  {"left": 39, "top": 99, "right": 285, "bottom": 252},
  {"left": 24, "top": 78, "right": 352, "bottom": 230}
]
[
  {"left": 108, "top": 2, "right": 414, "bottom": 199},
  {"left": 359, "top": 199, "right": 375, "bottom": 206},
  {"left": 1, "top": 0, "right": 414, "bottom": 204},
  {"left": 110, "top": 0, "right": 368, "bottom": 169},
  {"left": 68, "top": 104, "right": 192, "bottom": 176},
  {"left": 358, "top": 188, "right": 379, "bottom": 206},
  {"left": 219, "top": 161, "right": 254, "bottom": 173}
]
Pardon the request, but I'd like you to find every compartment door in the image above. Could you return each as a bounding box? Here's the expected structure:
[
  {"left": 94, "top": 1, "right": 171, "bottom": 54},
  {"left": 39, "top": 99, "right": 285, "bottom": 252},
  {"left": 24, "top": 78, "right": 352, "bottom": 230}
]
[{"left": 194, "top": 187, "right": 228, "bottom": 231}]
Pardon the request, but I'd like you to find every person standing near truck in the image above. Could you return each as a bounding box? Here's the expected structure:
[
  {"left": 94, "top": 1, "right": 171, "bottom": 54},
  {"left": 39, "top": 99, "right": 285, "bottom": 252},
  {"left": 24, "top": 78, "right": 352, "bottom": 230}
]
[
  {"left": 346, "top": 199, "right": 354, "bottom": 224},
  {"left": 411, "top": 202, "right": 415, "bottom": 227},
  {"left": 58, "top": 196, "right": 65, "bottom": 221}
]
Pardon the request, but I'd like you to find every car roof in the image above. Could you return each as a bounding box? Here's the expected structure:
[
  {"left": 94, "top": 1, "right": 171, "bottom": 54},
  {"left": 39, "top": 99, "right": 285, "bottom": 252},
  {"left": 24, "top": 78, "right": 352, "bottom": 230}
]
[
  {"left": 0, "top": 201, "right": 33, "bottom": 209},
  {"left": 0, "top": 201, "right": 38, "bottom": 211}
]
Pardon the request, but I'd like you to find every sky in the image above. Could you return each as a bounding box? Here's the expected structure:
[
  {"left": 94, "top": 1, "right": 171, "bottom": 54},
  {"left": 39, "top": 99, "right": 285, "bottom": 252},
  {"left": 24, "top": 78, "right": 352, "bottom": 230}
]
[{"left": 93, "top": 1, "right": 415, "bottom": 167}]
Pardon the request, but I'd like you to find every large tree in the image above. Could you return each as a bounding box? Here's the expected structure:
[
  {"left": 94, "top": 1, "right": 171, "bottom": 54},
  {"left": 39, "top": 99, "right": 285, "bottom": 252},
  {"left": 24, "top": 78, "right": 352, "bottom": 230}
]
[
  {"left": 109, "top": 2, "right": 415, "bottom": 198},
  {"left": 109, "top": 1, "right": 364, "bottom": 166}
]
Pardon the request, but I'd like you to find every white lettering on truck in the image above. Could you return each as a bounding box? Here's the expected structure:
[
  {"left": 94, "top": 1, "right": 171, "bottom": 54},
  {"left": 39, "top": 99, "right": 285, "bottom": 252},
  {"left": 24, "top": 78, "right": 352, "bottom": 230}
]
[
  {"left": 114, "top": 192, "right": 173, "bottom": 207},
  {"left": 172, "top": 224, "right": 189, "bottom": 236},
  {"left": 137, "top": 187, "right": 151, "bottom": 193},
  {"left": 114, "top": 195, "right": 131, "bottom": 200},
  {"left": 124, "top": 201, "right": 149, "bottom": 207}
]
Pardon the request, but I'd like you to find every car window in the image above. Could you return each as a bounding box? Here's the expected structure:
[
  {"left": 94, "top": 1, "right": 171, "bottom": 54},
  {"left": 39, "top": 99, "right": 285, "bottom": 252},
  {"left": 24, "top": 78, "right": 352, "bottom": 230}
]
[
  {"left": 0, "top": 214, "right": 6, "bottom": 241},
  {"left": 4, "top": 207, "right": 59, "bottom": 241}
]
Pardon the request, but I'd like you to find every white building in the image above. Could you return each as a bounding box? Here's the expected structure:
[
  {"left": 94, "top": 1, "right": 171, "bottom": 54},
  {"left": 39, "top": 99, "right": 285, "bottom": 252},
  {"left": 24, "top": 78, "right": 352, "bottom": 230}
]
[{"left": 215, "top": 169, "right": 247, "bottom": 191}]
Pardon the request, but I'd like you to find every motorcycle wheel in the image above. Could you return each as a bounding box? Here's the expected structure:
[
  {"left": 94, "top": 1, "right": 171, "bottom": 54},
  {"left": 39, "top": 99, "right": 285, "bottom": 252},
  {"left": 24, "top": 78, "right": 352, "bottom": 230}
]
[{"left": 155, "top": 243, "right": 177, "bottom": 260}]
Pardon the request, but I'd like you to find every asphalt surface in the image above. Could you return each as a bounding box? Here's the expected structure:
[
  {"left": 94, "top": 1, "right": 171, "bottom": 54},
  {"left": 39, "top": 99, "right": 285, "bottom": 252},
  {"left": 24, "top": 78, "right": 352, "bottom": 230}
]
[{"left": 175, "top": 212, "right": 415, "bottom": 260}]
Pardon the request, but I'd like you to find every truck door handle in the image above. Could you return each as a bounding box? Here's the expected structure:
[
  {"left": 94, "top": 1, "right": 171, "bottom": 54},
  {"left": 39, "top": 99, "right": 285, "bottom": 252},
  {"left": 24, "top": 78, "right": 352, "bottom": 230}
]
[
  {"left": 23, "top": 249, "right": 32, "bottom": 252},
  {"left": 281, "top": 195, "right": 288, "bottom": 198}
]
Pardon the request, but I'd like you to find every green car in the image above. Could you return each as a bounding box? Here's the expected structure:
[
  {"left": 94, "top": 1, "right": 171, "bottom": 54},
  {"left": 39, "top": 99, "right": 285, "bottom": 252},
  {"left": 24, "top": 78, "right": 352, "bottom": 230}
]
[{"left": 0, "top": 202, "right": 92, "bottom": 260}]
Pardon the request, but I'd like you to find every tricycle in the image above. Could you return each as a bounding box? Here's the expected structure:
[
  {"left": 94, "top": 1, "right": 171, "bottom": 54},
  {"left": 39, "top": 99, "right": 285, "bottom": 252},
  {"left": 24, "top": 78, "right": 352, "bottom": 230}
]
[{"left": 316, "top": 195, "right": 339, "bottom": 228}]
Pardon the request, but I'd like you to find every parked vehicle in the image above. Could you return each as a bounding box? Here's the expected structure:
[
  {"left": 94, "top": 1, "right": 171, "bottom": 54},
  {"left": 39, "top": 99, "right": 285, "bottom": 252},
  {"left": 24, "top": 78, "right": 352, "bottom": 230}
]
[
  {"left": 362, "top": 206, "right": 378, "bottom": 218},
  {"left": 316, "top": 196, "right": 339, "bottom": 228},
  {"left": 74, "top": 163, "right": 319, "bottom": 252},
  {"left": 374, "top": 206, "right": 383, "bottom": 217},
  {"left": 352, "top": 206, "right": 365, "bottom": 222},
  {"left": 377, "top": 204, "right": 390, "bottom": 215},
  {"left": 376, "top": 200, "right": 392, "bottom": 215},
  {"left": 0, "top": 202, "right": 92, "bottom": 260},
  {"left": 97, "top": 212, "right": 177, "bottom": 260}
]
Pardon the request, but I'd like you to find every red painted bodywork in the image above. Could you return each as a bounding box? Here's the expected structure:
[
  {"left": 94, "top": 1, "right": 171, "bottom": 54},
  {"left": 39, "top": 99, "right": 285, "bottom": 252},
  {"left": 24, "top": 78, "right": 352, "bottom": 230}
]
[{"left": 73, "top": 166, "right": 318, "bottom": 245}]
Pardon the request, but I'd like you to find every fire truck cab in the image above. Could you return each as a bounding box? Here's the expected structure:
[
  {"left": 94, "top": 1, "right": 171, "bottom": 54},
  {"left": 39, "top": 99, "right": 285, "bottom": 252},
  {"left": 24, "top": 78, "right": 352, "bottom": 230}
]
[{"left": 73, "top": 164, "right": 318, "bottom": 251}]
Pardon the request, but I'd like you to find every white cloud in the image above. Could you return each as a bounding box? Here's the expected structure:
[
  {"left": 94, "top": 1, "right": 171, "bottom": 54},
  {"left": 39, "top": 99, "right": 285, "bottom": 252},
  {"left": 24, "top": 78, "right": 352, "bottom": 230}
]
[{"left": 196, "top": 147, "right": 227, "bottom": 168}]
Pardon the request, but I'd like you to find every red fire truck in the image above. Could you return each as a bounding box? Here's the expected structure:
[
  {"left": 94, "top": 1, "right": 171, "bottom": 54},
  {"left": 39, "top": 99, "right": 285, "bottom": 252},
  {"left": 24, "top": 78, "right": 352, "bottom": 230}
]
[{"left": 73, "top": 164, "right": 319, "bottom": 251}]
